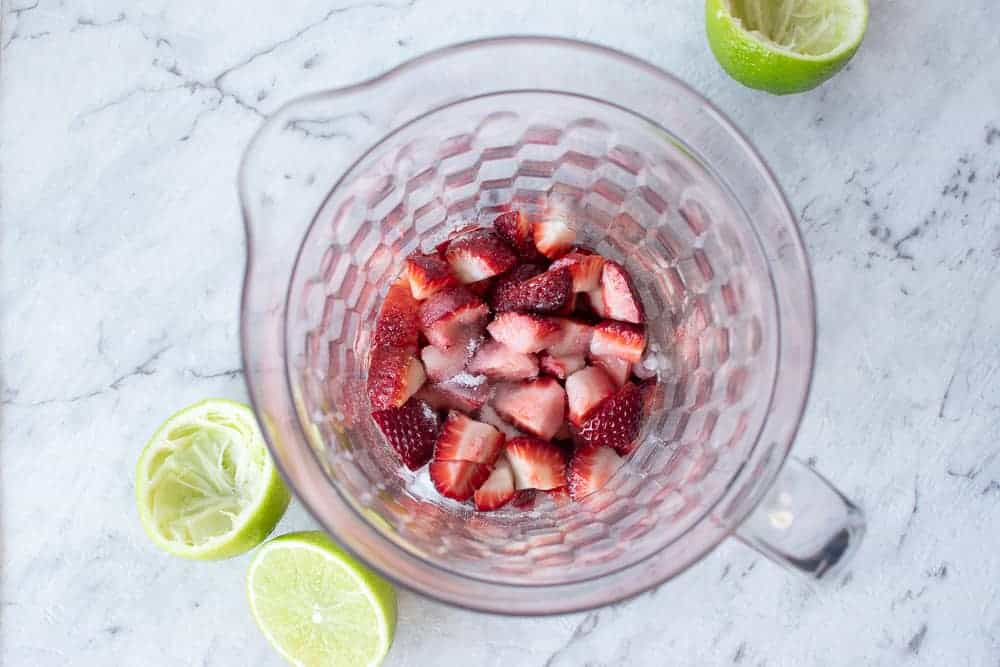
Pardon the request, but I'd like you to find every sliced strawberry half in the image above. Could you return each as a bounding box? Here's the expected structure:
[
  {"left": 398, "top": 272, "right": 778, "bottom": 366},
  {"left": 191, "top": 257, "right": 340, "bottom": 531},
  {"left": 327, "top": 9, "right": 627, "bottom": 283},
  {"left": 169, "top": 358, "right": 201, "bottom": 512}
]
[
  {"left": 532, "top": 218, "right": 576, "bottom": 259},
  {"left": 550, "top": 252, "right": 605, "bottom": 292},
  {"left": 505, "top": 437, "right": 568, "bottom": 490},
  {"left": 492, "top": 377, "right": 566, "bottom": 440},
  {"left": 445, "top": 229, "right": 518, "bottom": 283},
  {"left": 565, "top": 365, "right": 617, "bottom": 425},
  {"left": 476, "top": 403, "right": 523, "bottom": 439},
  {"left": 419, "top": 286, "right": 490, "bottom": 349},
  {"left": 367, "top": 349, "right": 426, "bottom": 411},
  {"left": 489, "top": 267, "right": 572, "bottom": 314},
  {"left": 415, "top": 376, "right": 490, "bottom": 413},
  {"left": 467, "top": 340, "right": 539, "bottom": 380},
  {"left": 371, "top": 398, "right": 440, "bottom": 470},
  {"left": 405, "top": 253, "right": 457, "bottom": 300},
  {"left": 574, "top": 382, "right": 643, "bottom": 455},
  {"left": 568, "top": 444, "right": 624, "bottom": 500},
  {"left": 434, "top": 411, "right": 505, "bottom": 465},
  {"left": 547, "top": 319, "right": 594, "bottom": 356},
  {"left": 592, "top": 354, "right": 631, "bottom": 388},
  {"left": 429, "top": 460, "right": 492, "bottom": 501},
  {"left": 590, "top": 320, "right": 647, "bottom": 364},
  {"left": 372, "top": 278, "right": 421, "bottom": 351},
  {"left": 493, "top": 210, "right": 544, "bottom": 260},
  {"left": 473, "top": 456, "right": 516, "bottom": 511},
  {"left": 538, "top": 352, "right": 586, "bottom": 380},
  {"left": 488, "top": 263, "right": 544, "bottom": 310},
  {"left": 586, "top": 289, "right": 608, "bottom": 318},
  {"left": 420, "top": 343, "right": 473, "bottom": 383},
  {"left": 486, "top": 312, "right": 562, "bottom": 354},
  {"left": 601, "top": 261, "right": 645, "bottom": 324}
]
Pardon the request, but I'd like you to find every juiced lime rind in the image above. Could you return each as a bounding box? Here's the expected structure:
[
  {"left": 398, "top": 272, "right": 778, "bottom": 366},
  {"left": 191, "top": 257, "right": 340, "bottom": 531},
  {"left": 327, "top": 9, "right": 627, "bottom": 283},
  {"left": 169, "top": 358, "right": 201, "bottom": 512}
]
[
  {"left": 706, "top": 0, "right": 868, "bottom": 94},
  {"left": 247, "top": 531, "right": 397, "bottom": 667},
  {"left": 135, "top": 399, "right": 290, "bottom": 560}
]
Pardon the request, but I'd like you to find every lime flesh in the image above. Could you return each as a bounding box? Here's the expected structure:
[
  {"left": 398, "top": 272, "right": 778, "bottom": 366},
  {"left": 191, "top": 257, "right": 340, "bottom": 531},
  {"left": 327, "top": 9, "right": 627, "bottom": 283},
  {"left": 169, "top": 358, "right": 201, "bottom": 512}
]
[
  {"left": 706, "top": 0, "right": 868, "bottom": 94},
  {"left": 247, "top": 531, "right": 397, "bottom": 667},
  {"left": 135, "top": 399, "right": 290, "bottom": 560}
]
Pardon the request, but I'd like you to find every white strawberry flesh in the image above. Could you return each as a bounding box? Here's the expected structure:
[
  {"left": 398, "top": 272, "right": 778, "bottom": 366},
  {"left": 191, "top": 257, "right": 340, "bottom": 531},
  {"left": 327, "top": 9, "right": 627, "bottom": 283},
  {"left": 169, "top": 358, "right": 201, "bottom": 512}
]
[
  {"left": 486, "top": 312, "right": 561, "bottom": 354},
  {"left": 550, "top": 252, "right": 605, "bottom": 292},
  {"left": 492, "top": 378, "right": 566, "bottom": 440},
  {"left": 565, "top": 365, "right": 616, "bottom": 425},
  {"left": 467, "top": 340, "right": 539, "bottom": 380},
  {"left": 601, "top": 261, "right": 645, "bottom": 324},
  {"left": 505, "top": 437, "right": 568, "bottom": 490},
  {"left": 546, "top": 319, "right": 594, "bottom": 356},
  {"left": 590, "top": 320, "right": 646, "bottom": 364},
  {"left": 568, "top": 444, "right": 623, "bottom": 500},
  {"left": 473, "top": 456, "right": 516, "bottom": 511},
  {"left": 538, "top": 353, "right": 586, "bottom": 380},
  {"left": 445, "top": 229, "right": 518, "bottom": 283},
  {"left": 419, "top": 287, "right": 490, "bottom": 349},
  {"left": 532, "top": 218, "right": 576, "bottom": 259},
  {"left": 434, "top": 410, "right": 505, "bottom": 465},
  {"left": 420, "top": 344, "right": 473, "bottom": 383}
]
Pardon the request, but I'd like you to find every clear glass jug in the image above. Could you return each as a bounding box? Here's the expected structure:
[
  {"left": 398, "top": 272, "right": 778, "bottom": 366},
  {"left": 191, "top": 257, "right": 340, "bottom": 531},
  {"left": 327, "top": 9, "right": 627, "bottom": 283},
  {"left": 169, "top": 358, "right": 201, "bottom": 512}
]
[{"left": 239, "top": 37, "right": 864, "bottom": 615}]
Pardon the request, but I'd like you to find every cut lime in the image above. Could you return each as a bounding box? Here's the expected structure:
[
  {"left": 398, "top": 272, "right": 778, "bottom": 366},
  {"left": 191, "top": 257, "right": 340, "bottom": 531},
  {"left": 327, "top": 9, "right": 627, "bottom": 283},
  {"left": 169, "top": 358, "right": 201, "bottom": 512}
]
[
  {"left": 247, "top": 531, "right": 397, "bottom": 667},
  {"left": 706, "top": 0, "right": 868, "bottom": 94},
  {"left": 135, "top": 399, "right": 290, "bottom": 560}
]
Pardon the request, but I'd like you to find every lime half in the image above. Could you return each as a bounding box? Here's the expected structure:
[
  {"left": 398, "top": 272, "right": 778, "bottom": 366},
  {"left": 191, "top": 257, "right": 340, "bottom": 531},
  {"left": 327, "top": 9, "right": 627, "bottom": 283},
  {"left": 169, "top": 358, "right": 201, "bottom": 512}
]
[
  {"left": 706, "top": 0, "right": 868, "bottom": 94},
  {"left": 135, "top": 399, "right": 290, "bottom": 560},
  {"left": 247, "top": 531, "right": 397, "bottom": 667}
]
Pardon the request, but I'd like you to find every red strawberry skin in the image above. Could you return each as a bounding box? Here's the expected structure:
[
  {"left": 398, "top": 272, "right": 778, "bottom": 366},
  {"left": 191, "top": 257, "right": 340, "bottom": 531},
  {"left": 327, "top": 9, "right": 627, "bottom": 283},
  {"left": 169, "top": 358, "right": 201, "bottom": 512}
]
[
  {"left": 429, "top": 460, "right": 492, "bottom": 501},
  {"left": 418, "top": 286, "right": 489, "bottom": 349},
  {"left": 593, "top": 354, "right": 631, "bottom": 388},
  {"left": 493, "top": 210, "right": 544, "bottom": 260},
  {"left": 490, "top": 267, "right": 572, "bottom": 314},
  {"left": 601, "top": 261, "right": 645, "bottom": 324},
  {"left": 574, "top": 382, "right": 644, "bottom": 454},
  {"left": 590, "top": 320, "right": 647, "bottom": 364},
  {"left": 367, "top": 349, "right": 425, "bottom": 411},
  {"left": 488, "top": 263, "right": 544, "bottom": 310},
  {"left": 568, "top": 444, "right": 623, "bottom": 499},
  {"left": 371, "top": 398, "right": 440, "bottom": 470},
  {"left": 445, "top": 229, "right": 518, "bottom": 283},
  {"left": 406, "top": 253, "right": 457, "bottom": 300},
  {"left": 505, "top": 437, "right": 568, "bottom": 490},
  {"left": 372, "top": 279, "right": 421, "bottom": 351},
  {"left": 434, "top": 411, "right": 505, "bottom": 465}
]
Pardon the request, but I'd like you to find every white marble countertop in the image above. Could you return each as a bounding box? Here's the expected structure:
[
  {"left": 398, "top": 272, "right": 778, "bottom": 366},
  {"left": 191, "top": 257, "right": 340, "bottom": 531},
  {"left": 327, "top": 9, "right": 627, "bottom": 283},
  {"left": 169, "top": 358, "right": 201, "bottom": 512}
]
[{"left": 4, "top": 1, "right": 1000, "bottom": 665}]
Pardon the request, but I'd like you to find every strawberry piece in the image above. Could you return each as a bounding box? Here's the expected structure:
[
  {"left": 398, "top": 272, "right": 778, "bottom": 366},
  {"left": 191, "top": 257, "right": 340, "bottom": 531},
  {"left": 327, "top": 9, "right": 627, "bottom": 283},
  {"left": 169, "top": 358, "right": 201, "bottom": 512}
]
[
  {"left": 601, "top": 261, "right": 645, "bottom": 324},
  {"left": 367, "top": 349, "right": 426, "bottom": 411},
  {"left": 532, "top": 218, "right": 576, "bottom": 259},
  {"left": 556, "top": 291, "right": 578, "bottom": 316},
  {"left": 371, "top": 398, "right": 440, "bottom": 470},
  {"left": 415, "top": 376, "right": 490, "bottom": 412},
  {"left": 445, "top": 229, "right": 518, "bottom": 283},
  {"left": 372, "top": 279, "right": 421, "bottom": 351},
  {"left": 492, "top": 377, "right": 566, "bottom": 440},
  {"left": 586, "top": 289, "right": 608, "bottom": 318},
  {"left": 429, "top": 460, "right": 492, "bottom": 501},
  {"left": 405, "top": 253, "right": 457, "bottom": 300},
  {"left": 473, "top": 456, "right": 516, "bottom": 511},
  {"left": 465, "top": 277, "right": 494, "bottom": 298},
  {"left": 467, "top": 340, "right": 539, "bottom": 380},
  {"left": 476, "top": 403, "right": 523, "bottom": 438},
  {"left": 420, "top": 344, "right": 473, "bottom": 383},
  {"left": 574, "top": 382, "right": 643, "bottom": 454},
  {"left": 590, "top": 320, "right": 647, "bottom": 364},
  {"left": 486, "top": 312, "right": 561, "bottom": 354},
  {"left": 550, "top": 252, "right": 606, "bottom": 292},
  {"left": 568, "top": 444, "right": 624, "bottom": 499},
  {"left": 490, "top": 267, "right": 572, "bottom": 314},
  {"left": 593, "top": 354, "right": 631, "bottom": 388},
  {"left": 505, "top": 437, "right": 568, "bottom": 490},
  {"left": 538, "top": 352, "right": 586, "bottom": 380},
  {"left": 493, "top": 210, "right": 544, "bottom": 260},
  {"left": 419, "top": 287, "right": 489, "bottom": 349},
  {"left": 547, "top": 319, "right": 594, "bottom": 356},
  {"left": 488, "top": 263, "right": 544, "bottom": 310},
  {"left": 565, "top": 365, "right": 616, "bottom": 425},
  {"left": 434, "top": 411, "right": 505, "bottom": 465}
]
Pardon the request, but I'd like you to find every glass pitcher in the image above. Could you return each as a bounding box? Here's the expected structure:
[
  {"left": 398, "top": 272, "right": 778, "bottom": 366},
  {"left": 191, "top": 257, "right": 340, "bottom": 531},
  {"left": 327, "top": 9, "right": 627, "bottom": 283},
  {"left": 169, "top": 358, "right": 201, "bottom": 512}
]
[{"left": 238, "top": 37, "right": 864, "bottom": 615}]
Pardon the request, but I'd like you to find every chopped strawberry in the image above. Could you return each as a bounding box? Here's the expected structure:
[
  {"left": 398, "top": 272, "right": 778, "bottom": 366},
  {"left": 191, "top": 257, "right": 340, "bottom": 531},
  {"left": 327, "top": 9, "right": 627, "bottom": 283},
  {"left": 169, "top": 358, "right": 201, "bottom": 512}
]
[
  {"left": 592, "top": 354, "right": 631, "bottom": 388},
  {"left": 473, "top": 456, "right": 516, "bottom": 511},
  {"left": 505, "top": 437, "right": 568, "bottom": 490},
  {"left": 371, "top": 398, "right": 440, "bottom": 470},
  {"left": 434, "top": 411, "right": 505, "bottom": 465},
  {"left": 547, "top": 319, "right": 594, "bottom": 356},
  {"left": 429, "top": 460, "right": 492, "bottom": 501},
  {"left": 419, "top": 287, "right": 489, "bottom": 349},
  {"left": 586, "top": 289, "right": 608, "bottom": 318},
  {"left": 372, "top": 279, "right": 421, "bottom": 351},
  {"left": 367, "top": 349, "right": 426, "bottom": 411},
  {"left": 493, "top": 210, "right": 544, "bottom": 260},
  {"left": 532, "top": 218, "right": 576, "bottom": 259},
  {"left": 405, "top": 253, "right": 457, "bottom": 300},
  {"left": 568, "top": 444, "right": 624, "bottom": 500},
  {"left": 489, "top": 267, "right": 572, "bottom": 314},
  {"left": 565, "top": 365, "right": 616, "bottom": 425},
  {"left": 550, "top": 252, "right": 605, "bottom": 292},
  {"left": 486, "top": 312, "right": 561, "bottom": 354},
  {"left": 445, "top": 229, "right": 518, "bottom": 283},
  {"left": 476, "top": 403, "right": 523, "bottom": 438},
  {"left": 467, "top": 340, "right": 539, "bottom": 380},
  {"left": 465, "top": 277, "right": 494, "bottom": 298},
  {"left": 590, "top": 320, "right": 647, "bottom": 364},
  {"left": 538, "top": 352, "right": 586, "bottom": 380},
  {"left": 601, "top": 261, "right": 645, "bottom": 324},
  {"left": 492, "top": 377, "right": 566, "bottom": 440},
  {"left": 420, "top": 344, "right": 473, "bottom": 383},
  {"left": 574, "top": 382, "right": 643, "bottom": 454},
  {"left": 415, "top": 376, "right": 490, "bottom": 412},
  {"left": 488, "top": 263, "right": 544, "bottom": 310}
]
